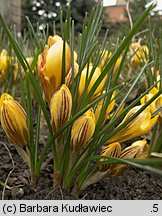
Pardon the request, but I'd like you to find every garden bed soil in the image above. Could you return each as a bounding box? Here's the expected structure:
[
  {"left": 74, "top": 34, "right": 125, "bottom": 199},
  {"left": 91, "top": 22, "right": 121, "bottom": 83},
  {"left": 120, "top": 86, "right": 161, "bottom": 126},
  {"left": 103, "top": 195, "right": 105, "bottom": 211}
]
[{"left": 0, "top": 128, "right": 162, "bottom": 200}]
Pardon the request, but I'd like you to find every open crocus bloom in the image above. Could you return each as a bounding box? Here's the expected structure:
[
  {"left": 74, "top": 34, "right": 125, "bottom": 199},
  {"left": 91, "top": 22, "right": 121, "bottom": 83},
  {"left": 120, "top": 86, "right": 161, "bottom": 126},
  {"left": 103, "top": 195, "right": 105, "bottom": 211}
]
[
  {"left": 107, "top": 105, "right": 158, "bottom": 144},
  {"left": 38, "top": 36, "right": 72, "bottom": 104}
]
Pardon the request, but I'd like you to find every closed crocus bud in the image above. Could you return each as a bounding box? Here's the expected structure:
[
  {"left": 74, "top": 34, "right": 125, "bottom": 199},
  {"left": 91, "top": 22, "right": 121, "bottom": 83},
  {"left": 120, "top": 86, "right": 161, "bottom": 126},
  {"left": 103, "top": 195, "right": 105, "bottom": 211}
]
[
  {"left": 0, "top": 93, "right": 13, "bottom": 107},
  {"left": 50, "top": 84, "right": 72, "bottom": 131},
  {"left": 1, "top": 95, "right": 29, "bottom": 146},
  {"left": 98, "top": 142, "right": 121, "bottom": 172},
  {"left": 107, "top": 105, "right": 158, "bottom": 144},
  {"left": 14, "top": 57, "right": 34, "bottom": 81},
  {"left": 38, "top": 39, "right": 72, "bottom": 104},
  {"left": 78, "top": 66, "right": 105, "bottom": 98},
  {"left": 108, "top": 139, "right": 148, "bottom": 176},
  {"left": 71, "top": 109, "right": 96, "bottom": 153},
  {"left": 0, "top": 49, "right": 12, "bottom": 79}
]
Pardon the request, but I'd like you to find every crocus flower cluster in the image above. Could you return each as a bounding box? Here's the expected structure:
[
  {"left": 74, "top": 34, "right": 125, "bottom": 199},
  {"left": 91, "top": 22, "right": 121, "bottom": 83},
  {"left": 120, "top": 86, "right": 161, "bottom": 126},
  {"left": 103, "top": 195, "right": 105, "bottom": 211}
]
[
  {"left": 37, "top": 35, "right": 160, "bottom": 178},
  {"left": 0, "top": 34, "right": 161, "bottom": 189}
]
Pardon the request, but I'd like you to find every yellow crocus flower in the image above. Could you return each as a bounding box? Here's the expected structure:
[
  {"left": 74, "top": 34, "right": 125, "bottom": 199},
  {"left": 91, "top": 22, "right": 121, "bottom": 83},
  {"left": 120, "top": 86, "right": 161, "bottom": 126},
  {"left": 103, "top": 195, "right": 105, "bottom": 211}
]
[
  {"left": 130, "top": 42, "right": 149, "bottom": 68},
  {"left": 0, "top": 93, "right": 29, "bottom": 146},
  {"left": 98, "top": 142, "right": 121, "bottom": 172},
  {"left": 140, "top": 87, "right": 159, "bottom": 115},
  {"left": 50, "top": 84, "right": 72, "bottom": 132},
  {"left": 14, "top": 57, "right": 34, "bottom": 81},
  {"left": 99, "top": 50, "right": 122, "bottom": 75},
  {"left": 107, "top": 105, "right": 158, "bottom": 144},
  {"left": 108, "top": 139, "right": 148, "bottom": 176},
  {"left": 38, "top": 38, "right": 72, "bottom": 104},
  {"left": 71, "top": 109, "right": 96, "bottom": 153},
  {"left": 0, "top": 49, "right": 12, "bottom": 79},
  {"left": 78, "top": 66, "right": 105, "bottom": 99}
]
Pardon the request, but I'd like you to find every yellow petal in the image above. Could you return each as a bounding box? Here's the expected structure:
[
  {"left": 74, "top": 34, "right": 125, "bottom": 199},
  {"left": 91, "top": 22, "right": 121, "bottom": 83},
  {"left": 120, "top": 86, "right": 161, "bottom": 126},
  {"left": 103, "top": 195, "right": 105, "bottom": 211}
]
[
  {"left": 47, "top": 35, "right": 62, "bottom": 47},
  {"left": 94, "top": 91, "right": 115, "bottom": 124},
  {"left": 71, "top": 109, "right": 96, "bottom": 153},
  {"left": 50, "top": 84, "right": 72, "bottom": 131},
  {"left": 38, "top": 39, "right": 72, "bottom": 104},
  {"left": 113, "top": 55, "right": 122, "bottom": 74},
  {"left": 155, "top": 96, "right": 162, "bottom": 125},
  {"left": 74, "top": 51, "right": 78, "bottom": 62},
  {"left": 65, "top": 62, "right": 79, "bottom": 87},
  {"left": 140, "top": 93, "right": 157, "bottom": 114},
  {"left": 98, "top": 142, "right": 121, "bottom": 172},
  {"left": 99, "top": 50, "right": 112, "bottom": 70},
  {"left": 107, "top": 105, "right": 157, "bottom": 143},
  {"left": 130, "top": 43, "right": 149, "bottom": 68},
  {"left": 78, "top": 66, "right": 105, "bottom": 98},
  {"left": 108, "top": 139, "right": 148, "bottom": 176},
  {"left": 1, "top": 99, "right": 29, "bottom": 146}
]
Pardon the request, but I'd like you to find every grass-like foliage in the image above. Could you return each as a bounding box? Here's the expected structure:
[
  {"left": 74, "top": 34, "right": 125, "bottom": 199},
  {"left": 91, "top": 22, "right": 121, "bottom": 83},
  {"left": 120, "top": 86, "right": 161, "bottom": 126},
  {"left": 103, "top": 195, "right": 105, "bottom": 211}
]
[{"left": 0, "top": 1, "right": 162, "bottom": 195}]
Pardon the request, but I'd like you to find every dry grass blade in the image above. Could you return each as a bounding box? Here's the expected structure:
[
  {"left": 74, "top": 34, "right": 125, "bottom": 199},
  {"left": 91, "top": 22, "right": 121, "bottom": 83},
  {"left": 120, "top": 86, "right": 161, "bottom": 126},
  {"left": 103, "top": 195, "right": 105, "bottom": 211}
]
[{"left": 0, "top": 142, "right": 15, "bottom": 200}]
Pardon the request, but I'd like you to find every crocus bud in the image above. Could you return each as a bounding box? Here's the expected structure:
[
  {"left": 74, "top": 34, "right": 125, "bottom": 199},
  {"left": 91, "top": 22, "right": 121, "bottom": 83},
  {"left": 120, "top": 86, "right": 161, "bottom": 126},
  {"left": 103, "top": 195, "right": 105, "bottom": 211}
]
[
  {"left": 38, "top": 39, "right": 72, "bottom": 104},
  {"left": 71, "top": 109, "right": 96, "bottom": 153},
  {"left": 0, "top": 93, "right": 14, "bottom": 121},
  {"left": 14, "top": 57, "right": 34, "bottom": 81},
  {"left": 130, "top": 42, "right": 149, "bottom": 68},
  {"left": 108, "top": 139, "right": 148, "bottom": 176},
  {"left": 50, "top": 84, "right": 72, "bottom": 131},
  {"left": 0, "top": 49, "right": 12, "bottom": 79},
  {"left": 78, "top": 66, "right": 105, "bottom": 99},
  {"left": 107, "top": 105, "right": 158, "bottom": 144},
  {"left": 98, "top": 142, "right": 121, "bottom": 172},
  {"left": 1, "top": 94, "right": 29, "bottom": 146}
]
